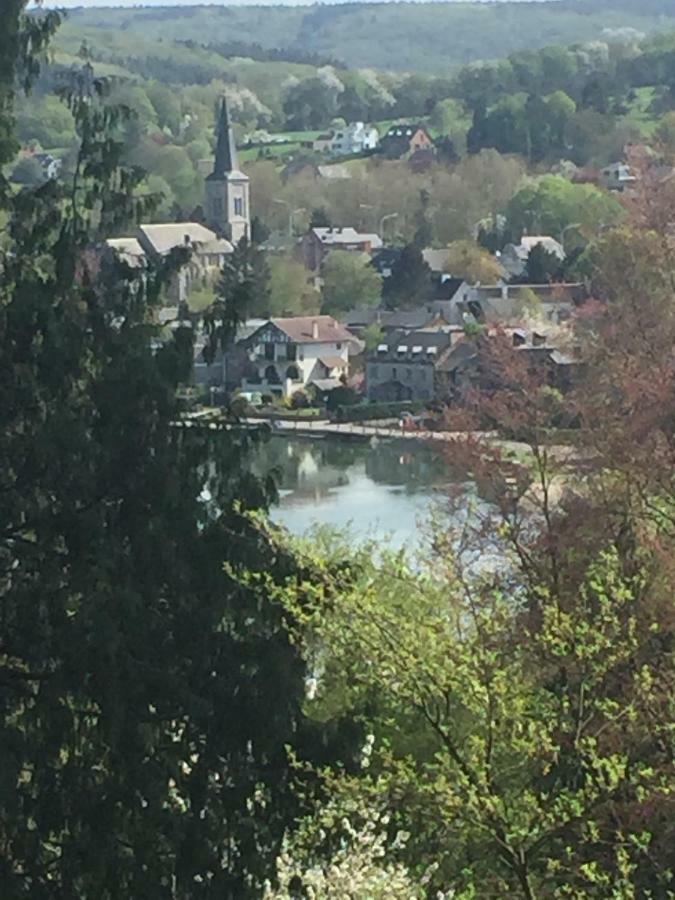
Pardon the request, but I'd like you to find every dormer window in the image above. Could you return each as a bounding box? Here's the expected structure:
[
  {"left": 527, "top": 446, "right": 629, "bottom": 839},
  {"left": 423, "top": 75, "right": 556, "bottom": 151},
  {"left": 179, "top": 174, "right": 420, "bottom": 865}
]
[
  {"left": 377, "top": 343, "right": 388, "bottom": 354},
  {"left": 412, "top": 345, "right": 422, "bottom": 355},
  {"left": 426, "top": 346, "right": 437, "bottom": 356},
  {"left": 397, "top": 344, "right": 408, "bottom": 355}
]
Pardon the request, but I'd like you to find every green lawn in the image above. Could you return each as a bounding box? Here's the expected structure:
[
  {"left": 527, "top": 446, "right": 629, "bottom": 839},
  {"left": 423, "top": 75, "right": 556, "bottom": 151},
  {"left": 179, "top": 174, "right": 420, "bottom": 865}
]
[{"left": 620, "top": 86, "right": 659, "bottom": 136}]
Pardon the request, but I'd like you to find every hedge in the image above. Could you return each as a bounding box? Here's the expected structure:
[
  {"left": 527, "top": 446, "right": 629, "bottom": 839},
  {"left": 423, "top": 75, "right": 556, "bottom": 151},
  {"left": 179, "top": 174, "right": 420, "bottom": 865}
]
[{"left": 333, "top": 401, "right": 426, "bottom": 422}]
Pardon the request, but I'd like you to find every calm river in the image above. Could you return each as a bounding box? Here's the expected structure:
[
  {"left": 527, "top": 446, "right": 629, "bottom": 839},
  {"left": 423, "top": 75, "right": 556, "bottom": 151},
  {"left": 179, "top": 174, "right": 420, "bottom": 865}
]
[{"left": 251, "top": 434, "right": 475, "bottom": 550}]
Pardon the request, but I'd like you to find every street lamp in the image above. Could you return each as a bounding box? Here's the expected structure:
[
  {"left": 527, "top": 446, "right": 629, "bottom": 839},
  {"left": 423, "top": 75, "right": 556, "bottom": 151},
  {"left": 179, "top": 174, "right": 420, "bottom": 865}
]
[
  {"left": 379, "top": 212, "right": 398, "bottom": 243},
  {"left": 359, "top": 203, "right": 373, "bottom": 230},
  {"left": 274, "top": 199, "right": 306, "bottom": 237}
]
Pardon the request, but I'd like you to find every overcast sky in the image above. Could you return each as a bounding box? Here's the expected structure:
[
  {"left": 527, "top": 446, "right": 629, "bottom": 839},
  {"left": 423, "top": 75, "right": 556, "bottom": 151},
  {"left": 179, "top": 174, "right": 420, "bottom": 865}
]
[{"left": 41, "top": 0, "right": 537, "bottom": 8}]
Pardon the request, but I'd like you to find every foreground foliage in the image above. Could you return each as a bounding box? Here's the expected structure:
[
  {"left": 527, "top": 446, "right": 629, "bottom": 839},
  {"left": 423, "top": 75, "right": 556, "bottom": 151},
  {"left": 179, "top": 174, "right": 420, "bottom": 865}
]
[{"left": 1, "top": 7, "right": 352, "bottom": 897}]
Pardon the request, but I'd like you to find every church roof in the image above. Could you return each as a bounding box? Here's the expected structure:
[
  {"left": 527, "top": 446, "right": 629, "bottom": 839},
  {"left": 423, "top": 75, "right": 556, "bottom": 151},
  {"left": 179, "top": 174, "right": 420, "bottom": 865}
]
[
  {"left": 210, "top": 97, "right": 240, "bottom": 179},
  {"left": 138, "top": 223, "right": 232, "bottom": 256}
]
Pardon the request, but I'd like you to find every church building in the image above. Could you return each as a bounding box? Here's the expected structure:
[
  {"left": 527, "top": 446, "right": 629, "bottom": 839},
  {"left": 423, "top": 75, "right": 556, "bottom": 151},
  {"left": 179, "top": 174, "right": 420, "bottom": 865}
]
[
  {"left": 105, "top": 96, "right": 251, "bottom": 307},
  {"left": 204, "top": 98, "right": 250, "bottom": 244}
]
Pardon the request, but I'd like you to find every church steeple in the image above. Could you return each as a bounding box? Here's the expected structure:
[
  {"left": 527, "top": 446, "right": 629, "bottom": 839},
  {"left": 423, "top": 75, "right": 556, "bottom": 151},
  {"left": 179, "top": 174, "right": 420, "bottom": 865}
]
[
  {"left": 204, "top": 95, "right": 250, "bottom": 244},
  {"left": 211, "top": 96, "right": 239, "bottom": 177}
]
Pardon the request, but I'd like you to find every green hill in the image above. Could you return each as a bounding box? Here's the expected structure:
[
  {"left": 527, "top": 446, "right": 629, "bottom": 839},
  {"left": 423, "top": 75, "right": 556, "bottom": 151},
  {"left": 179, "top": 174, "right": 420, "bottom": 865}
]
[{"left": 57, "top": 1, "right": 675, "bottom": 74}]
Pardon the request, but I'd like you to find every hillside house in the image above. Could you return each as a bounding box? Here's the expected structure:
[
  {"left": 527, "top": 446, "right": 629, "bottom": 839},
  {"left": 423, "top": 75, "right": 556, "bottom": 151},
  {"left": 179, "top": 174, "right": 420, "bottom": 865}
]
[
  {"left": 600, "top": 162, "right": 637, "bottom": 192},
  {"left": 379, "top": 123, "right": 434, "bottom": 159},
  {"left": 312, "top": 132, "right": 335, "bottom": 153},
  {"left": 297, "top": 226, "right": 383, "bottom": 271},
  {"left": 330, "top": 122, "right": 379, "bottom": 156},
  {"left": 239, "top": 315, "right": 359, "bottom": 398}
]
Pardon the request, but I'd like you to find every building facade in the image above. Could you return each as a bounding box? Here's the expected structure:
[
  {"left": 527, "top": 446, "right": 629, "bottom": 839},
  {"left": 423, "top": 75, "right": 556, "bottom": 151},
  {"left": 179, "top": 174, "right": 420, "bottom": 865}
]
[
  {"left": 366, "top": 328, "right": 458, "bottom": 402},
  {"left": 297, "top": 227, "right": 383, "bottom": 271},
  {"left": 240, "top": 316, "right": 357, "bottom": 398},
  {"left": 330, "top": 122, "right": 379, "bottom": 156},
  {"left": 204, "top": 98, "right": 250, "bottom": 244}
]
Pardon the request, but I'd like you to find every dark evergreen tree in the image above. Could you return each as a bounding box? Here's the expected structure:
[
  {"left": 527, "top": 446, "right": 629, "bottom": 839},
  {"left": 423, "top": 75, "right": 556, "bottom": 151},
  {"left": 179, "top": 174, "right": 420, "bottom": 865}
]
[
  {"left": 0, "top": 7, "right": 354, "bottom": 897},
  {"left": 203, "top": 236, "right": 270, "bottom": 359},
  {"left": 523, "top": 242, "right": 563, "bottom": 283},
  {"left": 310, "top": 206, "right": 332, "bottom": 228},
  {"left": 382, "top": 243, "right": 433, "bottom": 309}
]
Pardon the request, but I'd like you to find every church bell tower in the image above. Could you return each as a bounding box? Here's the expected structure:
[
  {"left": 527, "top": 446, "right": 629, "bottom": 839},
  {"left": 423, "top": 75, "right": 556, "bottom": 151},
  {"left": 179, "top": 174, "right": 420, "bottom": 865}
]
[{"left": 205, "top": 97, "right": 250, "bottom": 244}]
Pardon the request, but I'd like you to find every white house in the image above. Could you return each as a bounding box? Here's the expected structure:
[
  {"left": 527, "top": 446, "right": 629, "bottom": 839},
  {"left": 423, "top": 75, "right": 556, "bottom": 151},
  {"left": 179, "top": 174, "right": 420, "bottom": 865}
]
[
  {"left": 240, "top": 315, "right": 359, "bottom": 398},
  {"left": 330, "top": 122, "right": 379, "bottom": 157}
]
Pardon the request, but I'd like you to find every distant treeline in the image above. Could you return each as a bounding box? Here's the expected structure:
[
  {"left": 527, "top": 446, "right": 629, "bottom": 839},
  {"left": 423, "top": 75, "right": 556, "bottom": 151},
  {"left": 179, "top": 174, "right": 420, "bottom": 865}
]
[{"left": 177, "top": 39, "right": 343, "bottom": 71}]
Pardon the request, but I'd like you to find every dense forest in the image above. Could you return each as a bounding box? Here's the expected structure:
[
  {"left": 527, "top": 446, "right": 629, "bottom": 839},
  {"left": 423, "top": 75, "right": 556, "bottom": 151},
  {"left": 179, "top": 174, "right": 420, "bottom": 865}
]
[{"left": 55, "top": 0, "right": 675, "bottom": 73}]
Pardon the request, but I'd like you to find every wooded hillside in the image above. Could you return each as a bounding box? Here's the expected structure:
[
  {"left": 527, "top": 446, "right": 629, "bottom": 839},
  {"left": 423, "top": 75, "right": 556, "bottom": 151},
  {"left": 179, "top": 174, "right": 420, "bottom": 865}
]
[{"left": 57, "top": 0, "right": 675, "bottom": 74}]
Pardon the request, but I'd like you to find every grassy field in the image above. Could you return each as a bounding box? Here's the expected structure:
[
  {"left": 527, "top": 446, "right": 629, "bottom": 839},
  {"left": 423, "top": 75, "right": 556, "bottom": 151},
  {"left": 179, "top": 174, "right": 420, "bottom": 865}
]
[{"left": 620, "top": 87, "right": 660, "bottom": 137}]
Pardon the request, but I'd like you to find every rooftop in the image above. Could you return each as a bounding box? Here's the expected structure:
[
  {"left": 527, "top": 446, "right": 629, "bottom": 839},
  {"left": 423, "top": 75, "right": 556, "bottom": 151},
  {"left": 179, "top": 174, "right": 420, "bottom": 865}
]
[
  {"left": 246, "top": 315, "right": 356, "bottom": 345},
  {"left": 107, "top": 237, "right": 145, "bottom": 266},
  {"left": 313, "top": 227, "right": 383, "bottom": 249},
  {"left": 138, "top": 223, "right": 233, "bottom": 256}
]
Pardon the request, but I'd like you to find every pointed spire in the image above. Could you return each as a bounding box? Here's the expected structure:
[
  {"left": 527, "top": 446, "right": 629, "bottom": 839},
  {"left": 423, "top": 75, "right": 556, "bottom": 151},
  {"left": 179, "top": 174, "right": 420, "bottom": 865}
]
[{"left": 211, "top": 96, "right": 238, "bottom": 177}]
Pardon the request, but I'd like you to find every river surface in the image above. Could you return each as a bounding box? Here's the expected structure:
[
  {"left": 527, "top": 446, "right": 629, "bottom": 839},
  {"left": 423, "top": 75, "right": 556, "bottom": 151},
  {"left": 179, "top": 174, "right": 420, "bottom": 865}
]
[{"left": 250, "top": 434, "right": 476, "bottom": 550}]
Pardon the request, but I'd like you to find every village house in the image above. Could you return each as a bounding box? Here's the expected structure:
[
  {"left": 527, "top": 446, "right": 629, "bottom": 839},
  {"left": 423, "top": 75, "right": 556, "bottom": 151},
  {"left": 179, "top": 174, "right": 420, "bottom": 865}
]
[
  {"left": 366, "top": 327, "right": 462, "bottom": 402},
  {"left": 238, "top": 315, "right": 359, "bottom": 398},
  {"left": 311, "top": 132, "right": 335, "bottom": 153},
  {"left": 600, "top": 162, "right": 637, "bottom": 192},
  {"left": 434, "top": 326, "right": 585, "bottom": 402},
  {"left": 342, "top": 306, "right": 451, "bottom": 337},
  {"left": 379, "top": 123, "right": 434, "bottom": 159},
  {"left": 297, "top": 226, "right": 383, "bottom": 271},
  {"left": 34, "top": 152, "right": 62, "bottom": 180},
  {"left": 329, "top": 122, "right": 379, "bottom": 156}
]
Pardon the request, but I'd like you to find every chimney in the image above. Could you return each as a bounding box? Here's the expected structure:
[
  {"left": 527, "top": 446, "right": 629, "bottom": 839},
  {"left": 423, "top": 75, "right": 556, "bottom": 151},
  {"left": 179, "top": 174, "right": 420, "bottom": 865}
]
[{"left": 312, "top": 320, "right": 319, "bottom": 340}]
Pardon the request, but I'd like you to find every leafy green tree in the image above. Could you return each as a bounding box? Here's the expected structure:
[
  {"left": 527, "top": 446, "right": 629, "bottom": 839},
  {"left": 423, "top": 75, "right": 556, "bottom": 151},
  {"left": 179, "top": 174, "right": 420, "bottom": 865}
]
[
  {"left": 361, "top": 321, "right": 385, "bottom": 351},
  {"left": 146, "top": 80, "right": 182, "bottom": 135},
  {"left": 505, "top": 175, "right": 623, "bottom": 244},
  {"left": 15, "top": 94, "right": 76, "bottom": 149},
  {"left": 443, "top": 239, "right": 504, "bottom": 283},
  {"left": 269, "top": 255, "right": 319, "bottom": 317},
  {"left": 283, "top": 76, "right": 342, "bottom": 131},
  {"left": 321, "top": 251, "right": 382, "bottom": 315}
]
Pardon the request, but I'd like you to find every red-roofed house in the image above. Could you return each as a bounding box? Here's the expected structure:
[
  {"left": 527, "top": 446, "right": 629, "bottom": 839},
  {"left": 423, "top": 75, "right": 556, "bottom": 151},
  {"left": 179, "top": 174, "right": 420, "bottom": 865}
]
[{"left": 239, "top": 315, "right": 361, "bottom": 397}]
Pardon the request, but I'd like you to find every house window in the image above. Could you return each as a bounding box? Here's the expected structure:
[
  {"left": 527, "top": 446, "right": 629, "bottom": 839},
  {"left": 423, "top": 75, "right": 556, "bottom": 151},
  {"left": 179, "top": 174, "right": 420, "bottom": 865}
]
[
  {"left": 371, "top": 365, "right": 378, "bottom": 378},
  {"left": 406, "top": 367, "right": 412, "bottom": 380},
  {"left": 234, "top": 197, "right": 244, "bottom": 216},
  {"left": 286, "top": 343, "right": 297, "bottom": 361},
  {"left": 264, "top": 344, "right": 275, "bottom": 361},
  {"left": 392, "top": 366, "right": 397, "bottom": 380},
  {"left": 336, "top": 342, "right": 342, "bottom": 350}
]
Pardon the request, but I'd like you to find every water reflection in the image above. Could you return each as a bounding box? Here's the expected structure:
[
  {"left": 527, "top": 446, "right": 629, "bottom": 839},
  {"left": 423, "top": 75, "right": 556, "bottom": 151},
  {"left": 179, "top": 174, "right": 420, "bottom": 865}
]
[{"left": 250, "top": 435, "right": 468, "bottom": 549}]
